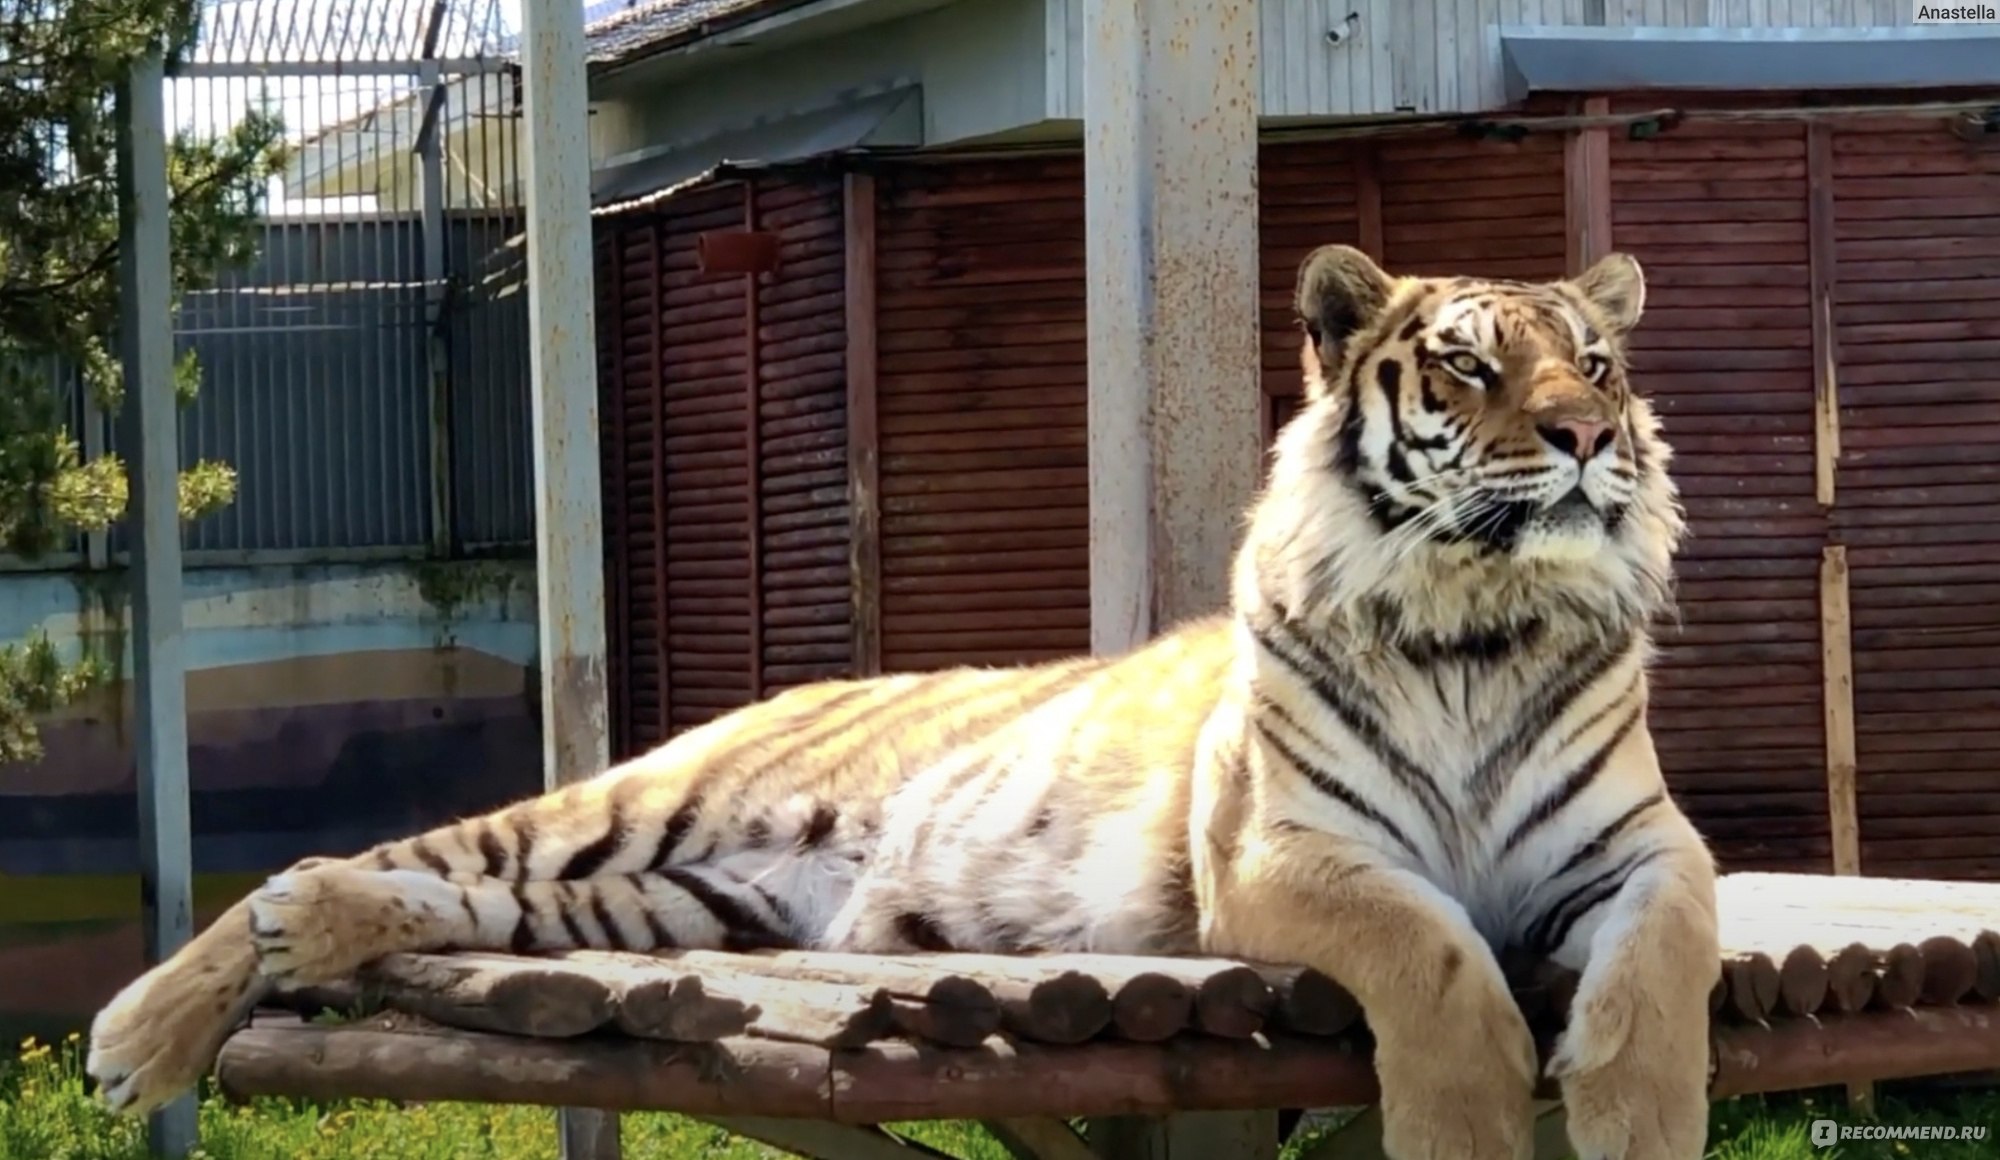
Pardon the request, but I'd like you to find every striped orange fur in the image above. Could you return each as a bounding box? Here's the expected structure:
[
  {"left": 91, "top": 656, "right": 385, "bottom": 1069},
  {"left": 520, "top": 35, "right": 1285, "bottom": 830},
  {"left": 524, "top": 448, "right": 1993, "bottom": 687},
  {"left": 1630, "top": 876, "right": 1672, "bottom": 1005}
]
[{"left": 89, "top": 245, "right": 1717, "bottom": 1160}]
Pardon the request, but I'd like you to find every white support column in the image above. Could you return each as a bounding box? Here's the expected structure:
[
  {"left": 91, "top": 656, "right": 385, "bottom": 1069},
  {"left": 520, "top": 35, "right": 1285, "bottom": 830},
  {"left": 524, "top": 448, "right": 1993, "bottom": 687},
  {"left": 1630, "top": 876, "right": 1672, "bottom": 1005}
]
[
  {"left": 1083, "top": 0, "right": 1263, "bottom": 656},
  {"left": 116, "top": 45, "right": 196, "bottom": 1160},
  {"left": 519, "top": 5, "right": 618, "bottom": 1159}
]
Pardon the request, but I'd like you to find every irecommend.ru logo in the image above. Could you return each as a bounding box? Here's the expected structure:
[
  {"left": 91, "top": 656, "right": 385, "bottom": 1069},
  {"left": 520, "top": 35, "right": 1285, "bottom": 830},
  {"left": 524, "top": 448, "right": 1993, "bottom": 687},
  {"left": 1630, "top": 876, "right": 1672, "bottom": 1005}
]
[{"left": 1810, "top": 1118, "right": 1991, "bottom": 1148}]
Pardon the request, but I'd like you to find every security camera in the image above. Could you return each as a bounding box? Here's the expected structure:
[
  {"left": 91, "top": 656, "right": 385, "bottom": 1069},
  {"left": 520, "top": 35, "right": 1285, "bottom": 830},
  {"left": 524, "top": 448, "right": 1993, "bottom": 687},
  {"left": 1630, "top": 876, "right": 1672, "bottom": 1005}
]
[{"left": 1325, "top": 12, "right": 1360, "bottom": 47}]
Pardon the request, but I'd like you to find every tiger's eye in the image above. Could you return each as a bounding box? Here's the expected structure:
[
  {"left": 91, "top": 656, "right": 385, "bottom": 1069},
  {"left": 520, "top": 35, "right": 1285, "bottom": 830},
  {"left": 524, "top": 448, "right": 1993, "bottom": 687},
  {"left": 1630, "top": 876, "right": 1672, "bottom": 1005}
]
[{"left": 1445, "top": 352, "right": 1484, "bottom": 376}]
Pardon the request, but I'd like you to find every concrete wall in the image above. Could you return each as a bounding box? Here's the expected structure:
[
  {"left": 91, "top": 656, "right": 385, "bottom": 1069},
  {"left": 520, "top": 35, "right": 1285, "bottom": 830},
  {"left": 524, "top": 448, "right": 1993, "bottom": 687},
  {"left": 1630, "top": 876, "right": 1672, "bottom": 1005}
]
[{"left": 0, "top": 559, "right": 544, "bottom": 1040}]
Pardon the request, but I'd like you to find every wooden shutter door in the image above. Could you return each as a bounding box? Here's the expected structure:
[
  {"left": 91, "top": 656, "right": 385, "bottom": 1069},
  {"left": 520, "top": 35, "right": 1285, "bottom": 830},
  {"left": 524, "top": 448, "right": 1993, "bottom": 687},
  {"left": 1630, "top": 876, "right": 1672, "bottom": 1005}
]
[
  {"left": 871, "top": 158, "right": 1090, "bottom": 671},
  {"left": 1377, "top": 132, "right": 1567, "bottom": 280},
  {"left": 1610, "top": 116, "right": 1829, "bottom": 872},
  {"left": 1830, "top": 117, "right": 2000, "bottom": 881},
  {"left": 597, "top": 219, "right": 669, "bottom": 755},
  {"left": 752, "top": 177, "right": 852, "bottom": 695},
  {"left": 651, "top": 185, "right": 757, "bottom": 731}
]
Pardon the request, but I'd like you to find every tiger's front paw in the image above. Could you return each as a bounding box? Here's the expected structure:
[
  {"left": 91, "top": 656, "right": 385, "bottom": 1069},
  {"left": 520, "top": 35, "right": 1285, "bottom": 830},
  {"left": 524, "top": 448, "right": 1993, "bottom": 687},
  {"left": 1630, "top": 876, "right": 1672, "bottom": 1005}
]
[
  {"left": 248, "top": 865, "right": 464, "bottom": 985},
  {"left": 1374, "top": 975, "right": 1539, "bottom": 1160},
  {"left": 1551, "top": 971, "right": 1711, "bottom": 1159}
]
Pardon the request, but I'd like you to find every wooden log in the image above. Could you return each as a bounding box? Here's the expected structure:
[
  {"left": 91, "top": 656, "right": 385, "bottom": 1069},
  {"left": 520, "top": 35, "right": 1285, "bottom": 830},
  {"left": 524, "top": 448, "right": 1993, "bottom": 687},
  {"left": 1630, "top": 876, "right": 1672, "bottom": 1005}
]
[
  {"left": 357, "top": 953, "right": 615, "bottom": 1038},
  {"left": 1778, "top": 945, "right": 1829, "bottom": 1017},
  {"left": 981, "top": 1119, "right": 1097, "bottom": 1160},
  {"left": 695, "top": 1117, "right": 958, "bottom": 1160},
  {"left": 214, "top": 1016, "right": 1394, "bottom": 1121},
  {"left": 1254, "top": 965, "right": 1361, "bottom": 1038},
  {"left": 610, "top": 959, "right": 894, "bottom": 1049},
  {"left": 680, "top": 949, "right": 1113, "bottom": 1046},
  {"left": 613, "top": 973, "right": 754, "bottom": 1044},
  {"left": 527, "top": 951, "right": 751, "bottom": 1043},
  {"left": 1103, "top": 970, "right": 1194, "bottom": 1044},
  {"left": 1826, "top": 943, "right": 1879, "bottom": 1014},
  {"left": 1186, "top": 963, "right": 1276, "bottom": 1040},
  {"left": 215, "top": 1005, "right": 2000, "bottom": 1121},
  {"left": 664, "top": 949, "right": 1001, "bottom": 1047},
  {"left": 1975, "top": 930, "right": 2000, "bottom": 1001},
  {"left": 1919, "top": 935, "right": 1978, "bottom": 1007},
  {"left": 1869, "top": 943, "right": 1926, "bottom": 1011},
  {"left": 217, "top": 1014, "right": 833, "bottom": 1119},
  {"left": 1064, "top": 956, "right": 1271, "bottom": 1040},
  {"left": 895, "top": 954, "right": 1114, "bottom": 1045},
  {"left": 1710, "top": 1004, "right": 2000, "bottom": 1099},
  {"left": 1724, "top": 952, "right": 1781, "bottom": 1023}
]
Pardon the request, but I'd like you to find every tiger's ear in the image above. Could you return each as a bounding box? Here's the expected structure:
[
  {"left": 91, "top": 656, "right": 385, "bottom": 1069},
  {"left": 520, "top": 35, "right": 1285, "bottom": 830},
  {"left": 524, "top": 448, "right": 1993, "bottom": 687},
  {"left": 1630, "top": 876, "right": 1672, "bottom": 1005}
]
[
  {"left": 1571, "top": 252, "right": 1646, "bottom": 336},
  {"left": 1295, "top": 245, "right": 1393, "bottom": 373}
]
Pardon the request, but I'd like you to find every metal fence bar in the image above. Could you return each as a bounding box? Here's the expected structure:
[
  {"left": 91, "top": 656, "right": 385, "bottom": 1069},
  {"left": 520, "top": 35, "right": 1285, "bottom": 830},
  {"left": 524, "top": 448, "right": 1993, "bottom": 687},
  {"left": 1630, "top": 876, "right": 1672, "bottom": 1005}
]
[
  {"left": 522, "top": 1, "right": 618, "bottom": 1155},
  {"left": 117, "top": 44, "right": 197, "bottom": 1160},
  {"left": 420, "top": 60, "right": 454, "bottom": 556}
]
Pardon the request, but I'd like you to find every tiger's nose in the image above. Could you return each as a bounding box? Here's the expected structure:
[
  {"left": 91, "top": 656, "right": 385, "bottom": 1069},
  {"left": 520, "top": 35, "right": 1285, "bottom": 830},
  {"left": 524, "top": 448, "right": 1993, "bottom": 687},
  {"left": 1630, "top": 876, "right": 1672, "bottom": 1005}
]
[{"left": 1537, "top": 418, "right": 1614, "bottom": 462}]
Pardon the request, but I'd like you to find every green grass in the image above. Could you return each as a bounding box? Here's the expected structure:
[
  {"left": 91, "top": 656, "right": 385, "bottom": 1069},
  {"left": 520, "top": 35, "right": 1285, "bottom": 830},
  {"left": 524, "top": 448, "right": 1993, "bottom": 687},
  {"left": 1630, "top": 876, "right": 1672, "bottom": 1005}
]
[{"left": 3, "top": 1035, "right": 1994, "bottom": 1160}]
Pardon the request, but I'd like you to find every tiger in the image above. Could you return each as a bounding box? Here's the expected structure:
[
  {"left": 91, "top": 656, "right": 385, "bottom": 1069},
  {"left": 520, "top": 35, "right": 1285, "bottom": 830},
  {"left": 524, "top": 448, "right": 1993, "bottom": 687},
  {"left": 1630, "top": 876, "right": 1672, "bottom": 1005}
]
[{"left": 87, "top": 243, "right": 1719, "bottom": 1160}]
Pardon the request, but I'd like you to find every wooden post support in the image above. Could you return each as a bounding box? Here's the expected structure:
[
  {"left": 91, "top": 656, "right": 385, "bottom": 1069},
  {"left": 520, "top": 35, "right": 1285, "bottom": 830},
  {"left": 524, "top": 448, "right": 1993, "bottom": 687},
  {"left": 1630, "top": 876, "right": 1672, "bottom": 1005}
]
[
  {"left": 697, "top": 1117, "right": 955, "bottom": 1160},
  {"left": 1086, "top": 1112, "right": 1279, "bottom": 1160},
  {"left": 1821, "top": 544, "right": 1860, "bottom": 877},
  {"left": 843, "top": 171, "right": 882, "bottom": 677},
  {"left": 117, "top": 43, "right": 197, "bottom": 1160},
  {"left": 1564, "top": 95, "right": 1612, "bottom": 276},
  {"left": 1083, "top": 0, "right": 1263, "bottom": 654},
  {"left": 520, "top": 2, "right": 619, "bottom": 1156},
  {"left": 986, "top": 1118, "right": 1097, "bottom": 1160}
]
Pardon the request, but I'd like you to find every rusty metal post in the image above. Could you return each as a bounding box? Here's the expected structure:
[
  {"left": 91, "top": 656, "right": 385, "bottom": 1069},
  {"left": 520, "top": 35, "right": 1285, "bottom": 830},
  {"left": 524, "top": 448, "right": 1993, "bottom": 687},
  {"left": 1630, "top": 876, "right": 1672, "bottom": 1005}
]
[
  {"left": 1083, "top": 0, "right": 1263, "bottom": 655},
  {"left": 520, "top": 3, "right": 618, "bottom": 1157}
]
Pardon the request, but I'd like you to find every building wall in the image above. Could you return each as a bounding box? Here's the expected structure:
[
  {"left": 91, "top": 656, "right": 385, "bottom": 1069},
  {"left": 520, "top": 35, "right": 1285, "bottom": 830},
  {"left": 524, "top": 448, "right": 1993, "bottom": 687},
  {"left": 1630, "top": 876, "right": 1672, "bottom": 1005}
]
[
  {"left": 588, "top": 0, "right": 1927, "bottom": 176},
  {"left": 1044, "top": 0, "right": 1919, "bottom": 121},
  {"left": 0, "top": 558, "right": 543, "bottom": 1041},
  {"left": 588, "top": 0, "right": 1049, "bottom": 168}
]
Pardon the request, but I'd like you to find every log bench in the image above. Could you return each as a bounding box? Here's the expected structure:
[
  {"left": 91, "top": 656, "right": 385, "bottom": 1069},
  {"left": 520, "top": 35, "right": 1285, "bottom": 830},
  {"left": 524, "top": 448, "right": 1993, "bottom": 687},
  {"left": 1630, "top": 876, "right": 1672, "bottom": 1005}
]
[{"left": 213, "top": 872, "right": 2000, "bottom": 1159}]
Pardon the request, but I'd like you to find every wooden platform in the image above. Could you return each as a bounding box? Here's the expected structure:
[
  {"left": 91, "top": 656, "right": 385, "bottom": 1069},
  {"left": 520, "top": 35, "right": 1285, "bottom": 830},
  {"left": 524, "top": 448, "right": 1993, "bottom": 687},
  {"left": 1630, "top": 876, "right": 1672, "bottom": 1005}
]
[{"left": 215, "top": 872, "right": 2000, "bottom": 1134}]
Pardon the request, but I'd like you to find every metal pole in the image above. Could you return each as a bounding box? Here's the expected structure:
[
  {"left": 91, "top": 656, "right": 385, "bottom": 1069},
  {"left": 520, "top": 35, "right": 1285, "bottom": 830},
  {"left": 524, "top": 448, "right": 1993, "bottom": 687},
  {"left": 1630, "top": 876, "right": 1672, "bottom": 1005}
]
[
  {"left": 1082, "top": 0, "right": 1263, "bottom": 656},
  {"left": 520, "top": 4, "right": 619, "bottom": 1158},
  {"left": 116, "top": 45, "right": 197, "bottom": 1159},
  {"left": 418, "top": 62, "right": 453, "bottom": 558}
]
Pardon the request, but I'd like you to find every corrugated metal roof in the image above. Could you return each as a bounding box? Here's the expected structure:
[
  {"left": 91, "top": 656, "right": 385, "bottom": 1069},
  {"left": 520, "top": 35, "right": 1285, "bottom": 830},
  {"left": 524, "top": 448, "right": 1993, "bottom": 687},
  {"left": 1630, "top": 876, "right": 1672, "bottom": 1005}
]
[
  {"left": 586, "top": 0, "right": 814, "bottom": 67},
  {"left": 1500, "top": 25, "right": 2000, "bottom": 104}
]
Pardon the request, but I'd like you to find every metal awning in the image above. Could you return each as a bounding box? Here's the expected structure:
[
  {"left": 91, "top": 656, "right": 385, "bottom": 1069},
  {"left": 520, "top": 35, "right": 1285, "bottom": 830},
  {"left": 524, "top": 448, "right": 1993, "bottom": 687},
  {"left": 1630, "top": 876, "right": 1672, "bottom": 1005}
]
[
  {"left": 590, "top": 85, "right": 922, "bottom": 213},
  {"left": 1499, "top": 25, "right": 2000, "bottom": 104}
]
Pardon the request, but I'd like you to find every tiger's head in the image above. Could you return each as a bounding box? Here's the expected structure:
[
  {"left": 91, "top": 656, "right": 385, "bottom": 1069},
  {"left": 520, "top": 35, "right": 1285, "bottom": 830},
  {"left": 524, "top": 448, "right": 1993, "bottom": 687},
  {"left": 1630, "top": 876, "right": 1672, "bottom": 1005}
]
[{"left": 1242, "top": 244, "right": 1684, "bottom": 643}]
